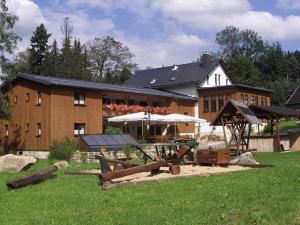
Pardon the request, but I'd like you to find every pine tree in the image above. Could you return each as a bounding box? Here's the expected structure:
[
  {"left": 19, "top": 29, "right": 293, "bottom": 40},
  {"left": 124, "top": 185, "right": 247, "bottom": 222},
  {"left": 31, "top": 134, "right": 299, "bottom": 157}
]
[
  {"left": 44, "top": 39, "right": 59, "bottom": 76},
  {"left": 28, "top": 23, "right": 51, "bottom": 74}
]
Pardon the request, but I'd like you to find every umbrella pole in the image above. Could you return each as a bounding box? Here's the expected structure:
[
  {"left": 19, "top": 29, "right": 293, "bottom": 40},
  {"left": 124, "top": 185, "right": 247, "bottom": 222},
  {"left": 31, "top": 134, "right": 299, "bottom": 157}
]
[{"left": 142, "top": 120, "right": 144, "bottom": 140}]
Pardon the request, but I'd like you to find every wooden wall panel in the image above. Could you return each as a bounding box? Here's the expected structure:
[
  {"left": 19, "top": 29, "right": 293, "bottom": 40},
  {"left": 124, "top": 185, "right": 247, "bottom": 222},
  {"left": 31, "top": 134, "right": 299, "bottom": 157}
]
[
  {"left": 1, "top": 80, "right": 51, "bottom": 150},
  {"left": 50, "top": 87, "right": 102, "bottom": 145}
]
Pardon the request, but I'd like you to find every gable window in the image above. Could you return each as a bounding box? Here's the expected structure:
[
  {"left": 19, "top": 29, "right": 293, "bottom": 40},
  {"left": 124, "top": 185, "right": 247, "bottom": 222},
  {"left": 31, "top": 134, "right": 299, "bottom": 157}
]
[
  {"left": 218, "top": 75, "right": 221, "bottom": 86},
  {"left": 210, "top": 96, "right": 217, "bottom": 112},
  {"left": 74, "top": 92, "right": 85, "bottom": 105},
  {"left": 203, "top": 96, "right": 209, "bottom": 112},
  {"left": 26, "top": 93, "right": 30, "bottom": 102},
  {"left": 215, "top": 74, "right": 218, "bottom": 86},
  {"left": 37, "top": 91, "right": 42, "bottom": 105},
  {"left": 74, "top": 123, "right": 85, "bottom": 136},
  {"left": 226, "top": 79, "right": 229, "bottom": 85},
  {"left": 218, "top": 96, "right": 224, "bottom": 111},
  {"left": 4, "top": 125, "right": 8, "bottom": 137},
  {"left": 37, "top": 123, "right": 41, "bottom": 136},
  {"left": 25, "top": 123, "right": 29, "bottom": 132},
  {"left": 14, "top": 95, "right": 18, "bottom": 103},
  {"left": 206, "top": 75, "right": 209, "bottom": 85}
]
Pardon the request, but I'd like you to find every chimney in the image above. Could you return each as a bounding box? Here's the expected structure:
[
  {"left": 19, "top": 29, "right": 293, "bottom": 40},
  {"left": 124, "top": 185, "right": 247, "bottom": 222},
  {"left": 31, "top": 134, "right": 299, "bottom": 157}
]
[{"left": 201, "top": 52, "right": 211, "bottom": 67}]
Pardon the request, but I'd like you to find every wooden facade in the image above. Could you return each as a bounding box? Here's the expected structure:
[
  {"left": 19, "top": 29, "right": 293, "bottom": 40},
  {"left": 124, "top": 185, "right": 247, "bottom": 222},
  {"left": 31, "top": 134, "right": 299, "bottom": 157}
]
[
  {"left": 1, "top": 78, "right": 196, "bottom": 151},
  {"left": 198, "top": 86, "right": 272, "bottom": 122}
]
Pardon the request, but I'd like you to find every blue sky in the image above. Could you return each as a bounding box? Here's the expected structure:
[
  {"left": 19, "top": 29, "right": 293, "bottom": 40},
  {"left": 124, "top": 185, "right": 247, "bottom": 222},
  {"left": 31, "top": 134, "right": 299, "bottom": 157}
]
[{"left": 7, "top": 0, "right": 300, "bottom": 69}]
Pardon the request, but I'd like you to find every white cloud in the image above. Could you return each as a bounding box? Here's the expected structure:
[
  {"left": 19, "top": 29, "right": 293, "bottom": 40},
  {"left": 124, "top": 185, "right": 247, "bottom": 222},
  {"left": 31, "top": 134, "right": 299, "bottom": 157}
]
[
  {"left": 276, "top": 0, "right": 300, "bottom": 9},
  {"left": 7, "top": 0, "right": 46, "bottom": 51}
]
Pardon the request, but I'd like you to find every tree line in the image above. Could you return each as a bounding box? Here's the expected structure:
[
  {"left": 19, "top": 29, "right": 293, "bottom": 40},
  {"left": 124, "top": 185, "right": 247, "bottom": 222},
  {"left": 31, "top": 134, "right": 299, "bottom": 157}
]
[
  {"left": 6, "top": 17, "right": 137, "bottom": 85},
  {"left": 200, "top": 26, "right": 300, "bottom": 105}
]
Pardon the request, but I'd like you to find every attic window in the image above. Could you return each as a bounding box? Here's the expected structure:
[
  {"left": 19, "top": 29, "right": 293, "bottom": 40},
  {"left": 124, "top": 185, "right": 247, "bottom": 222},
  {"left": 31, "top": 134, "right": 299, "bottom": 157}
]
[
  {"left": 170, "top": 76, "right": 176, "bottom": 81},
  {"left": 172, "top": 65, "right": 178, "bottom": 71},
  {"left": 149, "top": 79, "right": 157, "bottom": 84}
]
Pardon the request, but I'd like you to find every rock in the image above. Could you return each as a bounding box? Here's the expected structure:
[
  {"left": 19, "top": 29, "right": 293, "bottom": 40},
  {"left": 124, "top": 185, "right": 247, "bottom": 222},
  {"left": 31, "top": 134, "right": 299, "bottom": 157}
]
[
  {"left": 0, "top": 154, "right": 37, "bottom": 173},
  {"left": 53, "top": 161, "right": 69, "bottom": 169},
  {"left": 230, "top": 152, "right": 259, "bottom": 165}
]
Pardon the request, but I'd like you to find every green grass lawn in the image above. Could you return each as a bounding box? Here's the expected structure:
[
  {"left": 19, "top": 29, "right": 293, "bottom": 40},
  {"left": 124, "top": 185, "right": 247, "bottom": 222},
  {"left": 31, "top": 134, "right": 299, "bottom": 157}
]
[
  {"left": 280, "top": 119, "right": 300, "bottom": 131},
  {"left": 1, "top": 152, "right": 300, "bottom": 225}
]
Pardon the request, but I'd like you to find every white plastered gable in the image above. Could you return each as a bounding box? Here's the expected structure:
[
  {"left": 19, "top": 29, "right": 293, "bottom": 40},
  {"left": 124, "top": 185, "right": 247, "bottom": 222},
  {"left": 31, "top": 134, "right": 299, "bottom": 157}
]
[{"left": 199, "top": 63, "right": 232, "bottom": 88}]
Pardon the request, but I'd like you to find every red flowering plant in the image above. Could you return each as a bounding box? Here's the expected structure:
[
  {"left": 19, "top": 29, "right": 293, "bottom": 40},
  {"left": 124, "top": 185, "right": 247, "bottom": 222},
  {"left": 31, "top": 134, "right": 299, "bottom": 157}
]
[{"left": 104, "top": 103, "right": 170, "bottom": 114}]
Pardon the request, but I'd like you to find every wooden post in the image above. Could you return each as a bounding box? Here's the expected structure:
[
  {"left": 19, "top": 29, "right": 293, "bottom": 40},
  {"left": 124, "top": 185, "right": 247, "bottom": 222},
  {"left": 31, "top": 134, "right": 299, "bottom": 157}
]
[
  {"left": 99, "top": 159, "right": 167, "bottom": 182},
  {"left": 221, "top": 117, "right": 228, "bottom": 149},
  {"left": 275, "top": 118, "right": 280, "bottom": 152}
]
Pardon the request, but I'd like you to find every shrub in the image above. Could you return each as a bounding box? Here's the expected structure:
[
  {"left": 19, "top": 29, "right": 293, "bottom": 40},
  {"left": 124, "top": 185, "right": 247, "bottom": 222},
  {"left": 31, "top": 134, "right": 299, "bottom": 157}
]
[
  {"left": 104, "top": 126, "right": 123, "bottom": 135},
  {"left": 122, "top": 144, "right": 132, "bottom": 158},
  {"left": 48, "top": 141, "right": 78, "bottom": 161}
]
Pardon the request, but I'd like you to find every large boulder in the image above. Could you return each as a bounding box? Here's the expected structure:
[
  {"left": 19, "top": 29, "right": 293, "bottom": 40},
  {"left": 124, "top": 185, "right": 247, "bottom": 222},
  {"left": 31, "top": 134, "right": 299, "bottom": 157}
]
[
  {"left": 230, "top": 152, "right": 259, "bottom": 165},
  {"left": 0, "top": 154, "right": 37, "bottom": 173}
]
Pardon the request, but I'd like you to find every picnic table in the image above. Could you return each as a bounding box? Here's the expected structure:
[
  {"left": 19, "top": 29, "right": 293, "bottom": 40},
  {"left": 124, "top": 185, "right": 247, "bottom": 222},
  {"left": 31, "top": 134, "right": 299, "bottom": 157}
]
[{"left": 131, "top": 142, "right": 197, "bottom": 164}]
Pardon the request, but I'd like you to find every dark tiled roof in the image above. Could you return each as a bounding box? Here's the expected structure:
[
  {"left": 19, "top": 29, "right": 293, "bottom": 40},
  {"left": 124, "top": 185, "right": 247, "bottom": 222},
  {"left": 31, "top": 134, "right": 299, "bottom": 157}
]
[
  {"left": 198, "top": 84, "right": 273, "bottom": 93},
  {"left": 16, "top": 73, "right": 197, "bottom": 101},
  {"left": 249, "top": 105, "right": 300, "bottom": 118},
  {"left": 125, "top": 59, "right": 233, "bottom": 88},
  {"left": 80, "top": 134, "right": 137, "bottom": 151},
  {"left": 286, "top": 85, "right": 300, "bottom": 105}
]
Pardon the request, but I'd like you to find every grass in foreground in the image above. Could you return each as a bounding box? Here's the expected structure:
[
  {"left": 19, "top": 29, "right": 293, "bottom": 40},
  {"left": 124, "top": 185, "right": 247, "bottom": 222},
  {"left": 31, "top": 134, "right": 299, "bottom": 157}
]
[{"left": 0, "top": 152, "right": 300, "bottom": 225}]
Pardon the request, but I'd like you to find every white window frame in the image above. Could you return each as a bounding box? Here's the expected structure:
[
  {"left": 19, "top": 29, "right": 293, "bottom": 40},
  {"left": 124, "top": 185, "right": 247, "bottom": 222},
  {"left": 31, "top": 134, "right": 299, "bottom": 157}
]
[
  {"left": 74, "top": 93, "right": 85, "bottom": 105},
  {"left": 37, "top": 91, "right": 42, "bottom": 105},
  {"left": 37, "top": 123, "right": 41, "bottom": 136},
  {"left": 74, "top": 123, "right": 85, "bottom": 136}
]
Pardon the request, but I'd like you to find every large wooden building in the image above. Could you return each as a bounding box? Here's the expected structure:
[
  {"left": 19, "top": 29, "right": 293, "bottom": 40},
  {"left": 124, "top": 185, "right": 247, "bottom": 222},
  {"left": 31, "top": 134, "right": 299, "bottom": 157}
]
[
  {"left": 1, "top": 57, "right": 273, "bottom": 152},
  {"left": 0, "top": 73, "right": 196, "bottom": 151}
]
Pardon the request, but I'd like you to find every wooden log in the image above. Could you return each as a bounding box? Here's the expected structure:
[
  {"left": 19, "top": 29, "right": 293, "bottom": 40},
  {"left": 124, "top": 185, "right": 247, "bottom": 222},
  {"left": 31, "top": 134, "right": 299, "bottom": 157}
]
[
  {"left": 95, "top": 155, "right": 138, "bottom": 169},
  {"left": 6, "top": 166, "right": 58, "bottom": 189},
  {"left": 168, "top": 164, "right": 180, "bottom": 175},
  {"left": 99, "top": 159, "right": 167, "bottom": 182}
]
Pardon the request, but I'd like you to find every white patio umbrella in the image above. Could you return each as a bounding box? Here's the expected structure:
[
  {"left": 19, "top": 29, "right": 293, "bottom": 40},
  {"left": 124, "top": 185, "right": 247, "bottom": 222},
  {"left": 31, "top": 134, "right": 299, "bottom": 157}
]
[
  {"left": 108, "top": 112, "right": 165, "bottom": 137},
  {"left": 161, "top": 113, "right": 206, "bottom": 138}
]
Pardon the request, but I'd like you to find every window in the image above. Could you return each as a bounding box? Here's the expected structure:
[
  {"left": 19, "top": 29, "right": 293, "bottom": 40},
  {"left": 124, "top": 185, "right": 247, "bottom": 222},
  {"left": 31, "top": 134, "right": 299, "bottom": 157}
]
[
  {"left": 103, "top": 98, "right": 111, "bottom": 105},
  {"left": 218, "top": 75, "right": 221, "bottom": 86},
  {"left": 13, "top": 124, "right": 18, "bottom": 133},
  {"left": 254, "top": 96, "right": 259, "bottom": 105},
  {"left": 14, "top": 95, "right": 18, "bottom": 103},
  {"left": 26, "top": 93, "right": 30, "bottom": 102},
  {"left": 210, "top": 96, "right": 217, "bottom": 112},
  {"left": 206, "top": 75, "right": 209, "bottom": 84},
  {"left": 149, "top": 126, "right": 155, "bottom": 136},
  {"left": 218, "top": 96, "right": 224, "bottom": 111},
  {"left": 4, "top": 125, "right": 8, "bottom": 137},
  {"left": 37, "top": 123, "right": 41, "bottom": 136},
  {"left": 226, "top": 79, "right": 229, "bottom": 85},
  {"left": 115, "top": 99, "right": 125, "bottom": 105},
  {"left": 152, "top": 102, "right": 161, "bottom": 107},
  {"left": 139, "top": 101, "right": 148, "bottom": 107},
  {"left": 74, "top": 123, "right": 85, "bottom": 136},
  {"left": 250, "top": 95, "right": 255, "bottom": 105},
  {"left": 203, "top": 96, "right": 209, "bottom": 112},
  {"left": 74, "top": 92, "right": 85, "bottom": 105},
  {"left": 25, "top": 123, "right": 29, "bottom": 132},
  {"left": 37, "top": 91, "right": 42, "bottom": 105},
  {"left": 245, "top": 94, "right": 248, "bottom": 105},
  {"left": 240, "top": 94, "right": 245, "bottom": 103},
  {"left": 215, "top": 74, "right": 218, "bottom": 86},
  {"left": 261, "top": 97, "right": 268, "bottom": 106},
  {"left": 128, "top": 99, "right": 135, "bottom": 106}
]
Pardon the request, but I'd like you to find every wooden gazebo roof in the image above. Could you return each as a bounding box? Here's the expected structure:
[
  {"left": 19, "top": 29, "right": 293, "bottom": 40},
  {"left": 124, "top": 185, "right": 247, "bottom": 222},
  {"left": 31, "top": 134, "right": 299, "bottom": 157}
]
[{"left": 210, "top": 99, "right": 261, "bottom": 126}]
